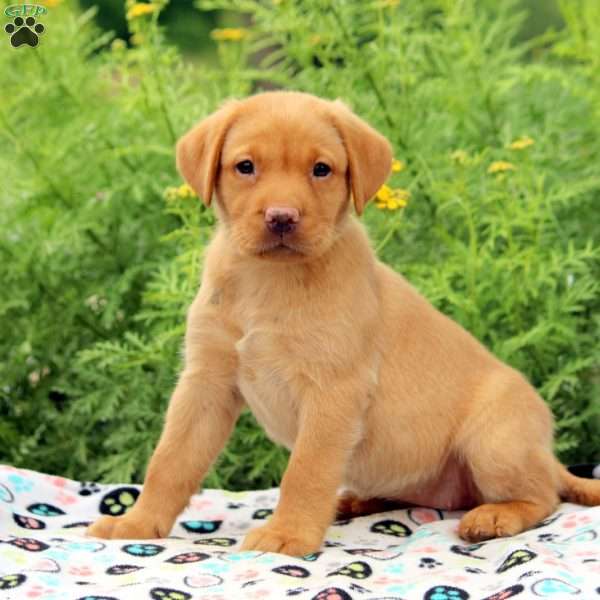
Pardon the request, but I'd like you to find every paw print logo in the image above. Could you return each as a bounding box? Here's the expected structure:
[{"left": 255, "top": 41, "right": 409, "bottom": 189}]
[
  {"left": 312, "top": 588, "right": 353, "bottom": 600},
  {"left": 165, "top": 551, "right": 210, "bottom": 564},
  {"left": 180, "top": 519, "right": 222, "bottom": 534},
  {"left": 27, "top": 503, "right": 65, "bottom": 517},
  {"left": 79, "top": 482, "right": 101, "bottom": 496},
  {"left": 419, "top": 557, "right": 443, "bottom": 569},
  {"left": 423, "top": 585, "right": 469, "bottom": 600},
  {"left": 272, "top": 565, "right": 310, "bottom": 578},
  {"left": 4, "top": 16, "right": 45, "bottom": 48},
  {"left": 106, "top": 564, "right": 144, "bottom": 575},
  {"left": 99, "top": 487, "right": 140, "bottom": 516},
  {"left": 193, "top": 537, "right": 237, "bottom": 547},
  {"left": 9, "top": 537, "right": 49, "bottom": 552},
  {"left": 327, "top": 560, "right": 372, "bottom": 579},
  {"left": 0, "top": 574, "right": 27, "bottom": 590},
  {"left": 150, "top": 587, "right": 192, "bottom": 600},
  {"left": 370, "top": 519, "right": 412, "bottom": 537},
  {"left": 122, "top": 543, "right": 165, "bottom": 557},
  {"left": 12, "top": 513, "right": 46, "bottom": 530}
]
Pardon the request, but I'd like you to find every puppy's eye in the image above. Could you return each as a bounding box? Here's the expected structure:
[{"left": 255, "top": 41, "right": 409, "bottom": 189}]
[
  {"left": 313, "top": 162, "right": 331, "bottom": 178},
  {"left": 236, "top": 160, "right": 255, "bottom": 175}
]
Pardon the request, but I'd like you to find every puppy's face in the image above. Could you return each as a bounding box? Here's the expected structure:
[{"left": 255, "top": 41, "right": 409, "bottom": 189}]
[
  {"left": 217, "top": 99, "right": 351, "bottom": 261},
  {"left": 177, "top": 92, "right": 392, "bottom": 262}
]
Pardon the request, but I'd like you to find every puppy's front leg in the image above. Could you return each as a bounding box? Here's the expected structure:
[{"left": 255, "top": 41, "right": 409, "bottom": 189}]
[
  {"left": 88, "top": 305, "right": 242, "bottom": 540},
  {"left": 241, "top": 377, "right": 366, "bottom": 556}
]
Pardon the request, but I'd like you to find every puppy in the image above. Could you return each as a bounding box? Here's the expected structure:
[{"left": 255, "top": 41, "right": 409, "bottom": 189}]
[{"left": 88, "top": 91, "right": 600, "bottom": 555}]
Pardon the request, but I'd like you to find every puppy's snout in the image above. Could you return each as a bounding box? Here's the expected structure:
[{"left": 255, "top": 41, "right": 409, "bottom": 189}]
[{"left": 265, "top": 207, "right": 300, "bottom": 236}]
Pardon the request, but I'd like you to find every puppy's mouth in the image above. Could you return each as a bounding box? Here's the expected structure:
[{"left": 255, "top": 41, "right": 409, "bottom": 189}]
[{"left": 257, "top": 238, "right": 303, "bottom": 257}]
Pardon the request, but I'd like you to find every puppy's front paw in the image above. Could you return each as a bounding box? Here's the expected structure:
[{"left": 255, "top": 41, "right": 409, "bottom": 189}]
[
  {"left": 241, "top": 523, "right": 322, "bottom": 556},
  {"left": 87, "top": 512, "right": 169, "bottom": 540}
]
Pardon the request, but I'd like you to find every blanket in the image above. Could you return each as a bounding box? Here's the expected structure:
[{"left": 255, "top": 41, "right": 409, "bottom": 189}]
[{"left": 1, "top": 464, "right": 599, "bottom": 599}]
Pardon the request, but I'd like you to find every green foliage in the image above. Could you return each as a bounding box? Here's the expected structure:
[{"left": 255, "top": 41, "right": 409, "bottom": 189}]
[{"left": 0, "top": 0, "right": 598, "bottom": 488}]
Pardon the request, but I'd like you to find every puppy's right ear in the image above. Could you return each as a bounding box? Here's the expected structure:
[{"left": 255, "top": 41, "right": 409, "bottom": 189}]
[{"left": 176, "top": 101, "right": 240, "bottom": 206}]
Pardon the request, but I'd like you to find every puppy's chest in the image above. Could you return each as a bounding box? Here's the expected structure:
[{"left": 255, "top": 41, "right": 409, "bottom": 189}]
[
  {"left": 231, "top": 282, "right": 357, "bottom": 448},
  {"left": 235, "top": 322, "right": 304, "bottom": 449}
]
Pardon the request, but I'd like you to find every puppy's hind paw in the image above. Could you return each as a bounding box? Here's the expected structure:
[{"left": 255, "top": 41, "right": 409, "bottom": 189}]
[{"left": 459, "top": 503, "right": 524, "bottom": 542}]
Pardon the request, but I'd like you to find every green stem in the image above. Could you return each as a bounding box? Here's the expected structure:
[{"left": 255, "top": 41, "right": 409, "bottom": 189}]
[
  {"left": 147, "top": 24, "right": 177, "bottom": 144},
  {"left": 364, "top": 70, "right": 396, "bottom": 133},
  {"left": 376, "top": 212, "right": 405, "bottom": 254}
]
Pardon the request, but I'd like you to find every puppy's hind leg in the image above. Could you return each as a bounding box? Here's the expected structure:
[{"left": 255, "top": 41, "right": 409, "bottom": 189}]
[
  {"left": 457, "top": 382, "right": 560, "bottom": 542},
  {"left": 459, "top": 449, "right": 560, "bottom": 541}
]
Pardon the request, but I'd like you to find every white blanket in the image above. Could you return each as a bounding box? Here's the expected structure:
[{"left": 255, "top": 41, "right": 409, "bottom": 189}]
[{"left": 1, "top": 465, "right": 599, "bottom": 599}]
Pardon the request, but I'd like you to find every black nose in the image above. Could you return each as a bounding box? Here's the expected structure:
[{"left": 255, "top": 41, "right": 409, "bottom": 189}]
[
  {"left": 265, "top": 207, "right": 300, "bottom": 236},
  {"left": 267, "top": 217, "right": 296, "bottom": 235}
]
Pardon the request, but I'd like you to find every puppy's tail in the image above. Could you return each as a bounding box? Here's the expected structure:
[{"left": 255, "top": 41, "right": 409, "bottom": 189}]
[{"left": 558, "top": 462, "right": 600, "bottom": 505}]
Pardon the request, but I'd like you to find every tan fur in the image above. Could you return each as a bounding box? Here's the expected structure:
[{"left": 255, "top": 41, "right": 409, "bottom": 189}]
[{"left": 88, "top": 91, "right": 600, "bottom": 555}]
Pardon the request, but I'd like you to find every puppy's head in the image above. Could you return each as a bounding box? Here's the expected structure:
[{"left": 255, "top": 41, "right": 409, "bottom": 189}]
[{"left": 177, "top": 91, "right": 392, "bottom": 262}]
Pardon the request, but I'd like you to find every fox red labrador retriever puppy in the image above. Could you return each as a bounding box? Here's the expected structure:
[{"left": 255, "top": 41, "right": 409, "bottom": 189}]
[{"left": 88, "top": 91, "right": 600, "bottom": 555}]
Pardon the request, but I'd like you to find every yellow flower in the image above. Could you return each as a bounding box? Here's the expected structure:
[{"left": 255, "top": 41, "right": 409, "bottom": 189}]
[
  {"left": 127, "top": 3, "right": 158, "bottom": 20},
  {"left": 41, "top": 0, "right": 62, "bottom": 7},
  {"left": 177, "top": 183, "right": 196, "bottom": 198},
  {"left": 309, "top": 34, "right": 322, "bottom": 46},
  {"left": 391, "top": 159, "right": 405, "bottom": 173},
  {"left": 509, "top": 136, "right": 534, "bottom": 150},
  {"left": 488, "top": 160, "right": 516, "bottom": 174},
  {"left": 164, "top": 184, "right": 196, "bottom": 201},
  {"left": 379, "top": 0, "right": 400, "bottom": 6},
  {"left": 130, "top": 33, "right": 145, "bottom": 46},
  {"left": 375, "top": 185, "right": 409, "bottom": 210},
  {"left": 376, "top": 184, "right": 393, "bottom": 202},
  {"left": 111, "top": 38, "right": 127, "bottom": 52},
  {"left": 210, "top": 28, "right": 248, "bottom": 42},
  {"left": 451, "top": 149, "right": 469, "bottom": 165}
]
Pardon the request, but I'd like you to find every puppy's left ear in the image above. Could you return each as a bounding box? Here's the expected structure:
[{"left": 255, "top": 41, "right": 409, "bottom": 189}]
[
  {"left": 330, "top": 101, "right": 393, "bottom": 215},
  {"left": 176, "top": 100, "right": 240, "bottom": 206}
]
